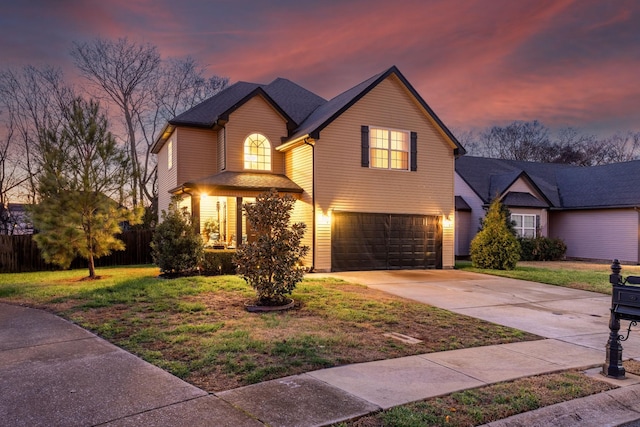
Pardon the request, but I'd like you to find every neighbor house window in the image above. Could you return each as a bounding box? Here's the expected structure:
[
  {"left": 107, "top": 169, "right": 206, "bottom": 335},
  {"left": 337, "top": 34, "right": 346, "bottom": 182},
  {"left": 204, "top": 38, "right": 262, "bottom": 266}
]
[
  {"left": 244, "top": 133, "right": 271, "bottom": 170},
  {"left": 511, "top": 214, "right": 536, "bottom": 238},
  {"left": 167, "top": 139, "right": 173, "bottom": 170},
  {"left": 370, "top": 127, "right": 409, "bottom": 170}
]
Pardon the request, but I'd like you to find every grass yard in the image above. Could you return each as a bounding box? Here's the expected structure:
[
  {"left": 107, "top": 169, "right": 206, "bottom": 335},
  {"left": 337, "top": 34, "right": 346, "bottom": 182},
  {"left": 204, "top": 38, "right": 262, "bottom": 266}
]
[
  {"left": 0, "top": 265, "right": 537, "bottom": 392},
  {"left": 457, "top": 260, "right": 640, "bottom": 295},
  {"left": 339, "top": 368, "right": 621, "bottom": 427}
]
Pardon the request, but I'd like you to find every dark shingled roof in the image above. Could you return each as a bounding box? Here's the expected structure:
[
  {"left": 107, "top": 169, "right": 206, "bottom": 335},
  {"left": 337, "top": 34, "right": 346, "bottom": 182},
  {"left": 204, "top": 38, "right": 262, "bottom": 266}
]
[
  {"left": 163, "top": 66, "right": 465, "bottom": 155},
  {"left": 288, "top": 66, "right": 465, "bottom": 154},
  {"left": 171, "top": 82, "right": 261, "bottom": 127},
  {"left": 288, "top": 70, "right": 386, "bottom": 141},
  {"left": 169, "top": 79, "right": 325, "bottom": 129},
  {"left": 456, "top": 156, "right": 574, "bottom": 207},
  {"left": 455, "top": 195, "right": 471, "bottom": 211},
  {"left": 556, "top": 160, "right": 640, "bottom": 209},
  {"left": 261, "top": 78, "right": 326, "bottom": 125},
  {"left": 456, "top": 156, "right": 640, "bottom": 210},
  {"left": 502, "top": 192, "right": 549, "bottom": 208},
  {"left": 180, "top": 171, "right": 303, "bottom": 193}
]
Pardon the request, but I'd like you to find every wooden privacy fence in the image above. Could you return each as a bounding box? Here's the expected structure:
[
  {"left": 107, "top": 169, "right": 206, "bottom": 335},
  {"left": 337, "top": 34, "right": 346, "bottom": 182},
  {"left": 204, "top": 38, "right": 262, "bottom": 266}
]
[{"left": 0, "top": 229, "right": 154, "bottom": 273}]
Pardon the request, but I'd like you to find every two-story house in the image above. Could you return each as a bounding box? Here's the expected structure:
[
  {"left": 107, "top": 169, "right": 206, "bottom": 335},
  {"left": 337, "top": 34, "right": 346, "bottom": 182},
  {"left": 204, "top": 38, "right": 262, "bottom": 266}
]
[{"left": 152, "top": 66, "right": 465, "bottom": 272}]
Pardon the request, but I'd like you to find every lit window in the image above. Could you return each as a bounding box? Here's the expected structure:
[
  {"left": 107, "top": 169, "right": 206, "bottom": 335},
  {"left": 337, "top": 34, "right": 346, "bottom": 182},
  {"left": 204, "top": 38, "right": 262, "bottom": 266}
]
[
  {"left": 167, "top": 140, "right": 173, "bottom": 170},
  {"left": 511, "top": 214, "right": 537, "bottom": 237},
  {"left": 244, "top": 133, "right": 271, "bottom": 170},
  {"left": 370, "top": 128, "right": 409, "bottom": 170}
]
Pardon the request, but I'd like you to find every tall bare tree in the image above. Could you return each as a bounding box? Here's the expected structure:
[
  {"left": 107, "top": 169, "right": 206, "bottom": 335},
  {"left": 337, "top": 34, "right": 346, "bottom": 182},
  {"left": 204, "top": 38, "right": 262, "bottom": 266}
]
[
  {"left": 71, "top": 38, "right": 160, "bottom": 208},
  {"left": 0, "top": 66, "right": 75, "bottom": 203},
  {"left": 134, "top": 56, "right": 228, "bottom": 216},
  {"left": 71, "top": 38, "right": 228, "bottom": 217},
  {"left": 478, "top": 120, "right": 552, "bottom": 162},
  {"left": 462, "top": 121, "right": 640, "bottom": 166}
]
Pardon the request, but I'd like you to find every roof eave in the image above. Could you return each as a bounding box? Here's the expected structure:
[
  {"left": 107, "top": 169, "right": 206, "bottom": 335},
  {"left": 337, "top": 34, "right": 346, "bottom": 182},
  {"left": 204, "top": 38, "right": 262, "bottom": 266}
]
[
  {"left": 276, "top": 134, "right": 312, "bottom": 151},
  {"left": 151, "top": 124, "right": 176, "bottom": 154},
  {"left": 302, "top": 66, "right": 466, "bottom": 156}
]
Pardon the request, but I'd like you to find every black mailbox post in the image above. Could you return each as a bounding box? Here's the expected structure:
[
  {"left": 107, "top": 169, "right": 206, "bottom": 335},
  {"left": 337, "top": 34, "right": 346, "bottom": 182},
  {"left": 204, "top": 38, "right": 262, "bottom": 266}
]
[{"left": 603, "top": 259, "right": 640, "bottom": 378}]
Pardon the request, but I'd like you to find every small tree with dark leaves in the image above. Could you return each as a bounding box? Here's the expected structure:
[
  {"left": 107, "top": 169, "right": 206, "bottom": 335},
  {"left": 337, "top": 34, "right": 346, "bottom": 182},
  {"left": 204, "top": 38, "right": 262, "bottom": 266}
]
[
  {"left": 234, "top": 189, "right": 309, "bottom": 306},
  {"left": 151, "top": 196, "right": 204, "bottom": 275}
]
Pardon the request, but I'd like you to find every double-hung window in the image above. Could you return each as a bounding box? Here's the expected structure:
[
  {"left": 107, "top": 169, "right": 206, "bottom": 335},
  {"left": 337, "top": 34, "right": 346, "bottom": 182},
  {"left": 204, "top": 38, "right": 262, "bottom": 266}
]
[
  {"left": 511, "top": 214, "right": 537, "bottom": 237},
  {"left": 370, "top": 127, "right": 410, "bottom": 170}
]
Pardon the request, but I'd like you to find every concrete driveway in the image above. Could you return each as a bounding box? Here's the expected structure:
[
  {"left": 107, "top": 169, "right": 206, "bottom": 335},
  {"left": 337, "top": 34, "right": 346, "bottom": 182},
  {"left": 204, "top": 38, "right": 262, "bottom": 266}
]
[{"left": 316, "top": 269, "right": 640, "bottom": 358}]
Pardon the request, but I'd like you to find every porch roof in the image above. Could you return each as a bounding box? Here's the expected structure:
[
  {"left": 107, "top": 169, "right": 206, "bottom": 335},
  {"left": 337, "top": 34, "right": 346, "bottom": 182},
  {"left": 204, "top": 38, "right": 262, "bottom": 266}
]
[{"left": 170, "top": 171, "right": 304, "bottom": 195}]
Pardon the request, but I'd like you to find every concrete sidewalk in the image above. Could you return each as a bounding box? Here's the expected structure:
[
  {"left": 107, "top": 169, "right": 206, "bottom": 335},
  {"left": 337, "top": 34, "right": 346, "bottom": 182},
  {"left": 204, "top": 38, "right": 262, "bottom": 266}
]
[{"left": 3, "top": 270, "right": 640, "bottom": 426}]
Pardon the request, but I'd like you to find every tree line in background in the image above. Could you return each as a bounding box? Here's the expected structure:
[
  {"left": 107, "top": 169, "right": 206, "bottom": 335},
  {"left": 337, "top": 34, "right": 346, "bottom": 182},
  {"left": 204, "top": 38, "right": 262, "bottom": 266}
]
[
  {"left": 459, "top": 120, "right": 640, "bottom": 165},
  {"left": 0, "top": 37, "right": 228, "bottom": 232},
  {"left": 0, "top": 38, "right": 228, "bottom": 277}
]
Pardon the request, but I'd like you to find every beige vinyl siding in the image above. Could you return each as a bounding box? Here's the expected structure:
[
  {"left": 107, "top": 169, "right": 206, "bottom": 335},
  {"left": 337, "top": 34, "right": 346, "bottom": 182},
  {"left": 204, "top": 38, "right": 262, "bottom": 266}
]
[
  {"left": 225, "top": 96, "right": 287, "bottom": 173},
  {"left": 217, "top": 127, "right": 226, "bottom": 171},
  {"left": 285, "top": 144, "right": 314, "bottom": 267},
  {"left": 176, "top": 128, "right": 217, "bottom": 185},
  {"left": 314, "top": 75, "right": 456, "bottom": 270},
  {"left": 157, "top": 131, "right": 178, "bottom": 219},
  {"left": 550, "top": 209, "right": 639, "bottom": 263}
]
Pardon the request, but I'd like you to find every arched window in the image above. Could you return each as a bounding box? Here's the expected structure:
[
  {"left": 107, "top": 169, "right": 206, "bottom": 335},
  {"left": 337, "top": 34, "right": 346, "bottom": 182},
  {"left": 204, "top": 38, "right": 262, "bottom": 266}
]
[{"left": 244, "top": 133, "right": 271, "bottom": 170}]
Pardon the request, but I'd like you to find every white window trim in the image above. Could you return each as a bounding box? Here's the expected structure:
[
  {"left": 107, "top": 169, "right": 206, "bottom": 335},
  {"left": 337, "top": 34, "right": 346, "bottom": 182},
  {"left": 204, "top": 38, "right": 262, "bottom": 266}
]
[
  {"left": 369, "top": 126, "right": 410, "bottom": 171},
  {"left": 167, "top": 139, "right": 173, "bottom": 170},
  {"left": 243, "top": 132, "right": 272, "bottom": 171},
  {"left": 511, "top": 213, "right": 537, "bottom": 238}
]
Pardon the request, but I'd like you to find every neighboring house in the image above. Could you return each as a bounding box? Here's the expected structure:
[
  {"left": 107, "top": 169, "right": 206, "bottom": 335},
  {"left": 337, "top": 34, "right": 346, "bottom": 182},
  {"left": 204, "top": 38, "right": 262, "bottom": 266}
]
[
  {"left": 152, "top": 66, "right": 465, "bottom": 272},
  {"left": 455, "top": 156, "right": 640, "bottom": 264},
  {"left": 0, "top": 203, "right": 33, "bottom": 235}
]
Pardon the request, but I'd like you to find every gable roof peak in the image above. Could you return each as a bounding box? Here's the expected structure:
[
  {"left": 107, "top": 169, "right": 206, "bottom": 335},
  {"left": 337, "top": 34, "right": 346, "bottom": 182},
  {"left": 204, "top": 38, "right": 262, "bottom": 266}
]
[{"left": 283, "top": 65, "right": 465, "bottom": 155}]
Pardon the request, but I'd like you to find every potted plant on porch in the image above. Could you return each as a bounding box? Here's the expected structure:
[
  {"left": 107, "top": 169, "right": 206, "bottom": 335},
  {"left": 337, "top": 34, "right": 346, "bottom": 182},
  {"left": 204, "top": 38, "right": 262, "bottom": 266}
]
[{"left": 234, "top": 189, "right": 309, "bottom": 312}]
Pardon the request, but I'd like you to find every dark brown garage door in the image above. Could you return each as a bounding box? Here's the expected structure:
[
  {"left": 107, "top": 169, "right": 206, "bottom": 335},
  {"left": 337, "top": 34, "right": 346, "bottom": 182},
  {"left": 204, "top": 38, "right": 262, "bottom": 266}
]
[{"left": 331, "top": 212, "right": 442, "bottom": 272}]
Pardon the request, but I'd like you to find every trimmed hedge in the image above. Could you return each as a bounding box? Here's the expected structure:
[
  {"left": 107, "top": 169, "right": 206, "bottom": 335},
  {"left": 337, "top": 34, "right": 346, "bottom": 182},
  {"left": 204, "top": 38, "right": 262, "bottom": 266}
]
[
  {"left": 201, "top": 249, "right": 236, "bottom": 275},
  {"left": 519, "top": 237, "right": 567, "bottom": 261}
]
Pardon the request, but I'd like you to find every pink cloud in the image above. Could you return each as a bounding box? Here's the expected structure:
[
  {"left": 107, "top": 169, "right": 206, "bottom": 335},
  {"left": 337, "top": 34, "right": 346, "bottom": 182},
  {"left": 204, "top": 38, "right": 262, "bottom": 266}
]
[{"left": 2, "top": 0, "right": 638, "bottom": 135}]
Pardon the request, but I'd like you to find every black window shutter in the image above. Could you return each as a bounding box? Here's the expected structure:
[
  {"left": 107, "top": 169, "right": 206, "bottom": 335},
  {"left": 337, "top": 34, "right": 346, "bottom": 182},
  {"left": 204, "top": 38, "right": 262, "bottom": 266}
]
[
  {"left": 410, "top": 131, "right": 417, "bottom": 171},
  {"left": 361, "top": 126, "right": 369, "bottom": 167}
]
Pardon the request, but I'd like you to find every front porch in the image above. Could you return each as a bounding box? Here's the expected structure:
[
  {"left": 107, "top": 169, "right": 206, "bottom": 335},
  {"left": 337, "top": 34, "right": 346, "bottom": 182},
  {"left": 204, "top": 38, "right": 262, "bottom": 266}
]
[{"left": 170, "top": 170, "right": 305, "bottom": 249}]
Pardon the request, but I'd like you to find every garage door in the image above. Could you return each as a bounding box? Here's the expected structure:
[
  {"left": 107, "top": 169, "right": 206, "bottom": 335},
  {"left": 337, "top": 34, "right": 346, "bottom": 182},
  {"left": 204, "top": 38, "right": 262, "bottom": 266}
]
[{"left": 331, "top": 212, "right": 442, "bottom": 272}]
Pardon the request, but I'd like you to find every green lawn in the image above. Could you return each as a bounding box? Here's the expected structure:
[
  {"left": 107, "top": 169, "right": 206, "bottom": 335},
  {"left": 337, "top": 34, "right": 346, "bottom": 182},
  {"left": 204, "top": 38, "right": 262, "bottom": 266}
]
[
  {"left": 0, "top": 265, "right": 536, "bottom": 391},
  {"left": 1, "top": 262, "right": 626, "bottom": 426},
  {"left": 455, "top": 260, "right": 625, "bottom": 294}
]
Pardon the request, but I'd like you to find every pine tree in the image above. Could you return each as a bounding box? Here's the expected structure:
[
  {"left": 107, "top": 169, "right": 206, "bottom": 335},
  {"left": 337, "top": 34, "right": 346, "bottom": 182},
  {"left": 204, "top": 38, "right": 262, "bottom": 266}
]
[
  {"left": 470, "top": 198, "right": 521, "bottom": 270},
  {"left": 30, "top": 98, "right": 142, "bottom": 278}
]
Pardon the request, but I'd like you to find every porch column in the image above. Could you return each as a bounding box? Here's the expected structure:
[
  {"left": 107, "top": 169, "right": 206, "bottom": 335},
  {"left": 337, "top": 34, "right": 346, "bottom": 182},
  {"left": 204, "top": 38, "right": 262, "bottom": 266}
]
[
  {"left": 236, "top": 197, "right": 243, "bottom": 246},
  {"left": 191, "top": 194, "right": 201, "bottom": 235}
]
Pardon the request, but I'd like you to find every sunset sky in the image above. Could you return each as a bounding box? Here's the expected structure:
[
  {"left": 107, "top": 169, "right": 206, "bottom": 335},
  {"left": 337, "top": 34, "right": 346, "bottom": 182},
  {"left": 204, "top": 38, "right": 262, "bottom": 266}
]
[{"left": 2, "top": 0, "right": 639, "bottom": 136}]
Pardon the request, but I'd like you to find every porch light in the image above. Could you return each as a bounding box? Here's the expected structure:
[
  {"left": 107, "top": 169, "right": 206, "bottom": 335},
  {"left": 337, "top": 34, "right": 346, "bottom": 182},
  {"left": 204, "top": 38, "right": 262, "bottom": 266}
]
[
  {"left": 318, "top": 211, "right": 331, "bottom": 226},
  {"left": 442, "top": 215, "right": 453, "bottom": 229}
]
